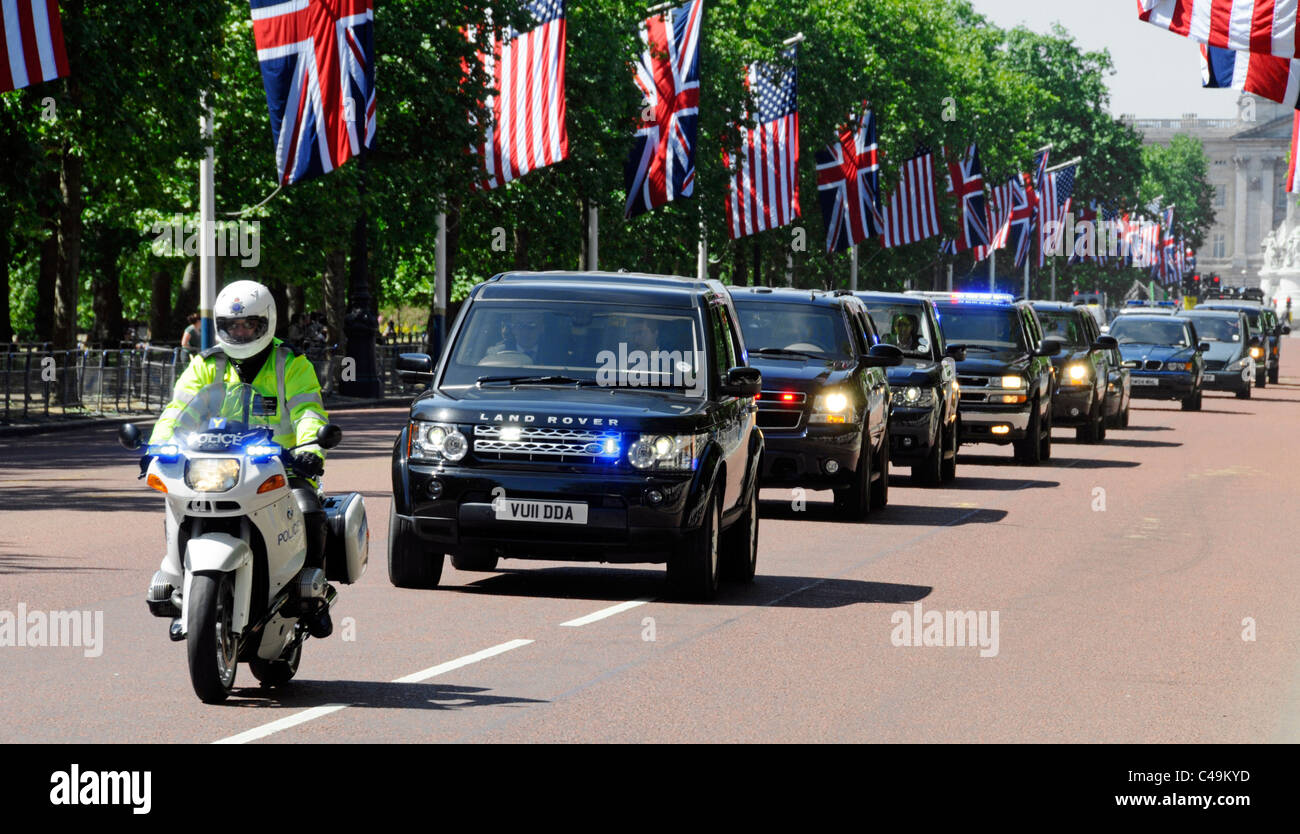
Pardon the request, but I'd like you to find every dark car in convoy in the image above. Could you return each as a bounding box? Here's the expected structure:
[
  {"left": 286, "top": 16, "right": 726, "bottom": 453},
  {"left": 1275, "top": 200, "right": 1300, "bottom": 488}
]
[
  {"left": 729, "top": 287, "right": 901, "bottom": 518},
  {"left": 857, "top": 291, "right": 962, "bottom": 484},
  {"left": 1100, "top": 338, "right": 1132, "bottom": 429},
  {"left": 1030, "top": 301, "right": 1120, "bottom": 443},
  {"left": 389, "top": 271, "right": 764, "bottom": 600},
  {"left": 1196, "top": 298, "right": 1289, "bottom": 386},
  {"left": 913, "top": 292, "right": 1060, "bottom": 464},
  {"left": 1106, "top": 314, "right": 1209, "bottom": 411},
  {"left": 1175, "top": 308, "right": 1257, "bottom": 399}
]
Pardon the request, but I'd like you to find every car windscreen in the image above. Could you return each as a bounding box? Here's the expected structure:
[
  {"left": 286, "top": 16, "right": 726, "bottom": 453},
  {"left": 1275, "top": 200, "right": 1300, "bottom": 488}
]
[
  {"left": 441, "top": 300, "right": 705, "bottom": 393},
  {"left": 933, "top": 305, "right": 1027, "bottom": 351},
  {"left": 732, "top": 300, "right": 854, "bottom": 359},
  {"left": 1035, "top": 310, "right": 1088, "bottom": 348},
  {"left": 1202, "top": 305, "right": 1261, "bottom": 327},
  {"left": 1182, "top": 316, "right": 1240, "bottom": 343},
  {"left": 864, "top": 303, "right": 934, "bottom": 359},
  {"left": 1107, "top": 318, "right": 1192, "bottom": 347}
]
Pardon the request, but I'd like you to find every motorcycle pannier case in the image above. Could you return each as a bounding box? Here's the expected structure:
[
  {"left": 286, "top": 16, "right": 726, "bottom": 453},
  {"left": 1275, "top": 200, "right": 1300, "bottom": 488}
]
[{"left": 323, "top": 493, "right": 369, "bottom": 584}]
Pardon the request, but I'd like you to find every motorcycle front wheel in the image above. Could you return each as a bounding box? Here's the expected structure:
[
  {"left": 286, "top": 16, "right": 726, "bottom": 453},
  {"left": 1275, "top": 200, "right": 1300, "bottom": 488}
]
[{"left": 188, "top": 571, "right": 238, "bottom": 703}]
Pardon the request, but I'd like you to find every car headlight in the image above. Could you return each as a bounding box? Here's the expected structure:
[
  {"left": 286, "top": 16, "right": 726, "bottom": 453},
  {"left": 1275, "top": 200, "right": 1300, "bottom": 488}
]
[
  {"left": 185, "top": 458, "right": 241, "bottom": 492},
  {"left": 1066, "top": 363, "right": 1089, "bottom": 384},
  {"left": 1250, "top": 346, "right": 1263, "bottom": 359},
  {"left": 1000, "top": 375, "right": 1024, "bottom": 389},
  {"left": 410, "top": 421, "right": 469, "bottom": 463},
  {"left": 627, "top": 432, "right": 706, "bottom": 471},
  {"left": 890, "top": 385, "right": 935, "bottom": 407},
  {"left": 811, "top": 390, "right": 858, "bottom": 424}
]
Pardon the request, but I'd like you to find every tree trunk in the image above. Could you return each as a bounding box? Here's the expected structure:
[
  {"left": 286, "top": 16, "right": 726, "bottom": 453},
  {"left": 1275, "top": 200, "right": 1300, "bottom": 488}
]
[
  {"left": 286, "top": 283, "right": 304, "bottom": 323},
  {"left": 53, "top": 149, "right": 83, "bottom": 350},
  {"left": 733, "top": 238, "right": 747, "bottom": 287},
  {"left": 89, "top": 228, "right": 125, "bottom": 346},
  {"left": 0, "top": 222, "right": 12, "bottom": 345},
  {"left": 150, "top": 268, "right": 171, "bottom": 343},
  {"left": 322, "top": 247, "right": 348, "bottom": 357},
  {"left": 513, "top": 223, "right": 530, "bottom": 271},
  {"left": 169, "top": 259, "right": 199, "bottom": 338},
  {"left": 425, "top": 198, "right": 463, "bottom": 351},
  {"left": 36, "top": 218, "right": 57, "bottom": 344}
]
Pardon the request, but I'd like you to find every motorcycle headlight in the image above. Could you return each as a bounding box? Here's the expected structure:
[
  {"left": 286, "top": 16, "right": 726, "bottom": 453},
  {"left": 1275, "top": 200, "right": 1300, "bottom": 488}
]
[
  {"left": 410, "top": 421, "right": 468, "bottom": 463},
  {"left": 627, "top": 432, "right": 706, "bottom": 471},
  {"left": 1000, "top": 375, "right": 1024, "bottom": 389},
  {"left": 185, "top": 458, "right": 241, "bottom": 492},
  {"left": 1066, "top": 363, "right": 1089, "bottom": 383}
]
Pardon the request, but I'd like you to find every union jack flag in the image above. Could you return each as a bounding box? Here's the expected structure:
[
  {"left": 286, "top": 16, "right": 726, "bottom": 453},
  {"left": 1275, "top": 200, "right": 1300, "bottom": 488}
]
[
  {"left": 1200, "top": 43, "right": 1300, "bottom": 106},
  {"left": 470, "top": 0, "right": 569, "bottom": 190},
  {"left": 249, "top": 0, "right": 376, "bottom": 187},
  {"left": 1006, "top": 173, "right": 1038, "bottom": 270},
  {"left": 624, "top": 0, "right": 703, "bottom": 219},
  {"left": 0, "top": 0, "right": 68, "bottom": 93},
  {"left": 945, "top": 144, "right": 991, "bottom": 253},
  {"left": 724, "top": 46, "right": 799, "bottom": 240},
  {"left": 814, "top": 107, "right": 886, "bottom": 254}
]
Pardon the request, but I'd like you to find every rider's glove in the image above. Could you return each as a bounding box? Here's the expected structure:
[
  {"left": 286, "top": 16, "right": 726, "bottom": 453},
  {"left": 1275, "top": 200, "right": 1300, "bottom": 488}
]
[
  {"left": 138, "top": 454, "right": 154, "bottom": 479},
  {"left": 291, "top": 452, "right": 325, "bottom": 479}
]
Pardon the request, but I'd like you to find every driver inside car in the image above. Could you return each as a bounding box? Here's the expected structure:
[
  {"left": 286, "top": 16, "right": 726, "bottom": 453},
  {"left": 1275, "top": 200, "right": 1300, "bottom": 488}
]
[{"left": 146, "top": 280, "right": 335, "bottom": 638}]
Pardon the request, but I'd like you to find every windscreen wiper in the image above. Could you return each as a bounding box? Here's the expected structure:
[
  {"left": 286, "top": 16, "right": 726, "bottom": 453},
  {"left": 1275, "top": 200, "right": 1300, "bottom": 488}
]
[
  {"left": 752, "top": 347, "right": 822, "bottom": 360},
  {"left": 476, "top": 374, "right": 598, "bottom": 387}
]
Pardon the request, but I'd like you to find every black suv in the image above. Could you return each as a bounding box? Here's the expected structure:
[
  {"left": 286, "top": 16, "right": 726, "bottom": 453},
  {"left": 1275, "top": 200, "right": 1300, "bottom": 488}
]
[
  {"left": 1030, "top": 301, "right": 1119, "bottom": 443},
  {"left": 389, "top": 271, "right": 764, "bottom": 601},
  {"left": 857, "top": 291, "right": 962, "bottom": 484},
  {"left": 728, "top": 287, "right": 901, "bottom": 519},
  {"left": 915, "top": 292, "right": 1060, "bottom": 464},
  {"left": 1196, "top": 299, "right": 1289, "bottom": 386}
]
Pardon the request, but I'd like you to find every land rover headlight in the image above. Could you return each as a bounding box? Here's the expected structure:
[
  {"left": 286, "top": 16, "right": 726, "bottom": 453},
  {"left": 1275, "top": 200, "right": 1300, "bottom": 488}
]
[
  {"left": 410, "top": 421, "right": 468, "bottom": 463},
  {"left": 1001, "top": 375, "right": 1025, "bottom": 389},
  {"left": 627, "top": 432, "right": 707, "bottom": 471},
  {"left": 889, "top": 385, "right": 935, "bottom": 407},
  {"left": 185, "top": 458, "right": 240, "bottom": 492}
]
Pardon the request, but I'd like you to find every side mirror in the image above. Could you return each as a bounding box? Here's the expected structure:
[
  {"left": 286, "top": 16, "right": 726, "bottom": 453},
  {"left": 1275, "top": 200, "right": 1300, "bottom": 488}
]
[
  {"left": 118, "top": 423, "right": 143, "bottom": 451},
  {"left": 720, "top": 366, "right": 762, "bottom": 397},
  {"left": 316, "top": 424, "right": 343, "bottom": 450},
  {"left": 396, "top": 352, "right": 434, "bottom": 384},
  {"left": 1036, "top": 339, "right": 1062, "bottom": 357},
  {"left": 944, "top": 344, "right": 967, "bottom": 362},
  {"left": 862, "top": 343, "right": 904, "bottom": 367},
  {"left": 1198, "top": 342, "right": 1211, "bottom": 353},
  {"left": 1092, "top": 336, "right": 1118, "bottom": 351}
]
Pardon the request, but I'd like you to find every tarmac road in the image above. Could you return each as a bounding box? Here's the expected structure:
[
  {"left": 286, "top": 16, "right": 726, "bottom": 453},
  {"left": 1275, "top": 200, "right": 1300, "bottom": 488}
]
[{"left": 2, "top": 365, "right": 1299, "bottom": 743}]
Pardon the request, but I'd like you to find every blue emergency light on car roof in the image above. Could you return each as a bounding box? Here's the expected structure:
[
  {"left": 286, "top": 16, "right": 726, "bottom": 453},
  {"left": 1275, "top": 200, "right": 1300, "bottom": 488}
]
[{"left": 945, "top": 291, "right": 1016, "bottom": 305}]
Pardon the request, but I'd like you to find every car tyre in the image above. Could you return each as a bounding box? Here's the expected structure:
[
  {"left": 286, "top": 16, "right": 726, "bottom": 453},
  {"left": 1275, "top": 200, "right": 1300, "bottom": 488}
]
[
  {"left": 451, "top": 551, "right": 500, "bottom": 572},
  {"left": 667, "top": 488, "right": 721, "bottom": 600},
  {"left": 1257, "top": 369, "right": 1267, "bottom": 389},
  {"left": 1076, "top": 401, "right": 1104, "bottom": 444},
  {"left": 913, "top": 422, "right": 943, "bottom": 486},
  {"left": 940, "top": 418, "right": 958, "bottom": 483},
  {"left": 1269, "top": 364, "right": 1279, "bottom": 385},
  {"left": 870, "top": 427, "right": 890, "bottom": 509},
  {"left": 388, "top": 512, "right": 444, "bottom": 589},
  {"left": 720, "top": 479, "right": 759, "bottom": 583},
  {"left": 1236, "top": 380, "right": 1252, "bottom": 399},
  {"left": 1014, "top": 399, "right": 1043, "bottom": 465},
  {"left": 834, "top": 436, "right": 872, "bottom": 520},
  {"left": 1181, "top": 391, "right": 1203, "bottom": 411}
]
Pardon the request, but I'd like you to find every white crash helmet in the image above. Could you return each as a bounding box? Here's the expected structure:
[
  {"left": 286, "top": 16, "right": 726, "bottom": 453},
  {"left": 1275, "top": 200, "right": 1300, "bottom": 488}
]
[{"left": 213, "top": 280, "right": 276, "bottom": 359}]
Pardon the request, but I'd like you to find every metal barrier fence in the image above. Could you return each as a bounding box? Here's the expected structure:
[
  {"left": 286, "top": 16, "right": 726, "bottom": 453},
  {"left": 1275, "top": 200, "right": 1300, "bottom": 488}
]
[{"left": 1, "top": 340, "right": 433, "bottom": 424}]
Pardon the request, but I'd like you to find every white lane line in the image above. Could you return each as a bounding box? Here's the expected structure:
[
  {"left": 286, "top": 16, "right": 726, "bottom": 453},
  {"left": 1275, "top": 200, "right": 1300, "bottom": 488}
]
[
  {"left": 213, "top": 638, "right": 534, "bottom": 744},
  {"left": 559, "top": 597, "right": 654, "bottom": 627}
]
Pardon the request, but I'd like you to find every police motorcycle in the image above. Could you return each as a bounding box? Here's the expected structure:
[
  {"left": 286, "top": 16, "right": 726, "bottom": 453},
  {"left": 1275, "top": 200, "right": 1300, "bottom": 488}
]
[{"left": 118, "top": 382, "right": 368, "bottom": 703}]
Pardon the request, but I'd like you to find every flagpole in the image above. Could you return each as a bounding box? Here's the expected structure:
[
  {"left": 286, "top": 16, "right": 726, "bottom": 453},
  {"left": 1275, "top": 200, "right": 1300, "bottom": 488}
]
[
  {"left": 697, "top": 220, "right": 707, "bottom": 280},
  {"left": 199, "top": 92, "right": 216, "bottom": 351},
  {"left": 947, "top": 261, "right": 953, "bottom": 292},
  {"left": 434, "top": 200, "right": 447, "bottom": 355},
  {"left": 588, "top": 200, "right": 599, "bottom": 271},
  {"left": 988, "top": 250, "right": 995, "bottom": 293},
  {"left": 850, "top": 243, "right": 859, "bottom": 292}
]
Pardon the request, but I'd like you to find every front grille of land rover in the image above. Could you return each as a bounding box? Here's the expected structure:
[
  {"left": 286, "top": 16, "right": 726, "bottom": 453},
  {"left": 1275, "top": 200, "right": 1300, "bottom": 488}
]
[{"left": 472, "top": 425, "right": 620, "bottom": 464}]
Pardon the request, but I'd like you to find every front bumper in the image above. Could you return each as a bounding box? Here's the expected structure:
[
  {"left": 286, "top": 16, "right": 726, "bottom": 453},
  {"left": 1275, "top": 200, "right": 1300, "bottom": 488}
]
[
  {"left": 1201, "top": 367, "right": 1251, "bottom": 392},
  {"left": 958, "top": 404, "right": 1031, "bottom": 444},
  {"left": 1051, "top": 385, "right": 1096, "bottom": 426},
  {"left": 888, "top": 404, "right": 939, "bottom": 463},
  {"left": 397, "top": 463, "right": 705, "bottom": 563},
  {"left": 759, "top": 423, "right": 864, "bottom": 488},
  {"left": 1127, "top": 372, "right": 1196, "bottom": 399}
]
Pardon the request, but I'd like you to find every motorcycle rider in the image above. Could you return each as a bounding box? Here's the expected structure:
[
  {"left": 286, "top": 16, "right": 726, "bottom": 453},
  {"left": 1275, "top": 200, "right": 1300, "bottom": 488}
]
[{"left": 146, "top": 280, "right": 335, "bottom": 638}]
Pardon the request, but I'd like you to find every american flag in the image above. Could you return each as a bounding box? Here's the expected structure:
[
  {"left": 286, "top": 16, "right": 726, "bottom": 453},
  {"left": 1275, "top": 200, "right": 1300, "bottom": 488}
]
[
  {"left": 1068, "top": 202, "right": 1099, "bottom": 264},
  {"left": 624, "top": 0, "right": 703, "bottom": 219},
  {"left": 1139, "top": 1, "right": 1300, "bottom": 59},
  {"left": 1200, "top": 43, "right": 1300, "bottom": 106},
  {"left": 1160, "top": 207, "right": 1177, "bottom": 284},
  {"left": 880, "top": 148, "right": 942, "bottom": 248},
  {"left": 1037, "top": 163, "right": 1076, "bottom": 264},
  {"left": 725, "top": 46, "right": 799, "bottom": 240},
  {"left": 249, "top": 0, "right": 376, "bottom": 187},
  {"left": 470, "top": 0, "right": 569, "bottom": 191},
  {"left": 1031, "top": 147, "right": 1050, "bottom": 266},
  {"left": 815, "top": 107, "right": 886, "bottom": 254},
  {"left": 1007, "top": 173, "right": 1038, "bottom": 269},
  {"left": 945, "top": 144, "right": 991, "bottom": 252},
  {"left": 973, "top": 177, "right": 1016, "bottom": 262},
  {"left": 1, "top": 0, "right": 69, "bottom": 94},
  {"left": 1289, "top": 109, "right": 1300, "bottom": 194},
  {"left": 1099, "top": 204, "right": 1121, "bottom": 265}
]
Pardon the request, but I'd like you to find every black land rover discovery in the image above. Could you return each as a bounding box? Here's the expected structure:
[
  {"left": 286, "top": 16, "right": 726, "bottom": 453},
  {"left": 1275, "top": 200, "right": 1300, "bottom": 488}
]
[{"left": 389, "top": 271, "right": 764, "bottom": 601}]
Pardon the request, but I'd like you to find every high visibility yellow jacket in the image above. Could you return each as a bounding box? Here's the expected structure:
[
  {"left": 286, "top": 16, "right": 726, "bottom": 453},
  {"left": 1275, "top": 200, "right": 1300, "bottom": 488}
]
[{"left": 149, "top": 339, "right": 329, "bottom": 460}]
